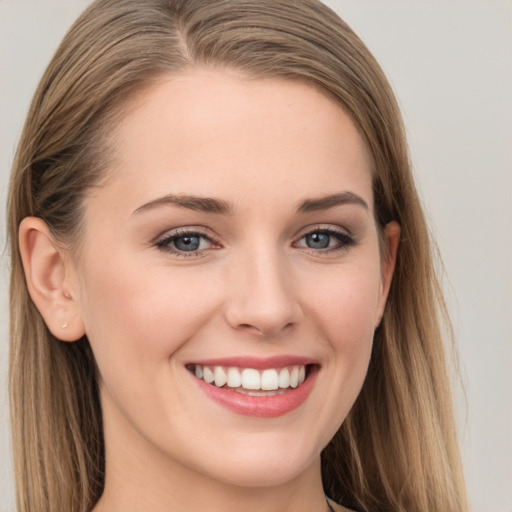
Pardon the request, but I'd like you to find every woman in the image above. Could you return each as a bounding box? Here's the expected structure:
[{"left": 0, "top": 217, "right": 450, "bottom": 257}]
[{"left": 7, "top": 1, "right": 468, "bottom": 511}]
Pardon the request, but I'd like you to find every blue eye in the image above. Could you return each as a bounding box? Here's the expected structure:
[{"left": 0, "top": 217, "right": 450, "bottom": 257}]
[
  {"left": 304, "top": 232, "right": 331, "bottom": 249},
  {"left": 173, "top": 234, "right": 201, "bottom": 251},
  {"left": 295, "top": 228, "right": 355, "bottom": 253},
  {"left": 156, "top": 230, "right": 215, "bottom": 255}
]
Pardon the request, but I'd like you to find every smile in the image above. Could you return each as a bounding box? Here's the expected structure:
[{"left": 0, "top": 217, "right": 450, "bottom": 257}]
[
  {"left": 186, "top": 358, "right": 319, "bottom": 418},
  {"left": 189, "top": 364, "right": 307, "bottom": 395}
]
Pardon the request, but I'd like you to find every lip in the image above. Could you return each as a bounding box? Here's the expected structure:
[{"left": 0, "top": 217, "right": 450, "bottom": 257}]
[
  {"left": 187, "top": 357, "right": 320, "bottom": 418},
  {"left": 186, "top": 355, "right": 318, "bottom": 369}
]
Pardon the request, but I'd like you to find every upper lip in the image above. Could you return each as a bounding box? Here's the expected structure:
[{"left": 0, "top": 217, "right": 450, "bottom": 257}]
[{"left": 185, "top": 355, "right": 319, "bottom": 369}]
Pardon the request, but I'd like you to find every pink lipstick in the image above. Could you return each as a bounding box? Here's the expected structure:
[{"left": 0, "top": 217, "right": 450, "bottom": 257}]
[{"left": 186, "top": 356, "right": 319, "bottom": 418}]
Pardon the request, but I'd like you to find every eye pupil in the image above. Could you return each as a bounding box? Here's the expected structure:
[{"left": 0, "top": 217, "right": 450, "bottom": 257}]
[
  {"left": 174, "top": 235, "right": 200, "bottom": 251},
  {"left": 306, "top": 232, "right": 330, "bottom": 249}
]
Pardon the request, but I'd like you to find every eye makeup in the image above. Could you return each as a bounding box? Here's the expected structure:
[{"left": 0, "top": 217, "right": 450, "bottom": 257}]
[
  {"left": 293, "top": 224, "right": 357, "bottom": 256},
  {"left": 153, "top": 222, "right": 358, "bottom": 260},
  {"left": 155, "top": 228, "right": 220, "bottom": 257}
]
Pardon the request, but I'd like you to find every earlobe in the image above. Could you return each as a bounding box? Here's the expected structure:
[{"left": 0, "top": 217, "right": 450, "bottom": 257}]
[
  {"left": 376, "top": 221, "right": 401, "bottom": 326},
  {"left": 18, "top": 217, "right": 85, "bottom": 342}
]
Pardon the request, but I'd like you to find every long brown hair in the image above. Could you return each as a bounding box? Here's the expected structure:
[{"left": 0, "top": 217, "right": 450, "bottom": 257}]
[{"left": 7, "top": 1, "right": 468, "bottom": 511}]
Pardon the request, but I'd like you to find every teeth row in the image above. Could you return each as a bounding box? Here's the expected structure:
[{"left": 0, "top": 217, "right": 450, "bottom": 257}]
[{"left": 194, "top": 365, "right": 306, "bottom": 391}]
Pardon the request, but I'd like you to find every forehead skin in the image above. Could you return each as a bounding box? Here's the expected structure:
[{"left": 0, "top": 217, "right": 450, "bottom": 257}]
[{"left": 88, "top": 69, "right": 375, "bottom": 221}]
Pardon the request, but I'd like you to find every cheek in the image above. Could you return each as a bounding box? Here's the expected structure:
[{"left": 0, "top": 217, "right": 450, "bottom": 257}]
[
  {"left": 305, "top": 261, "right": 382, "bottom": 347},
  {"left": 294, "top": 262, "right": 381, "bottom": 446},
  {"left": 304, "top": 260, "right": 380, "bottom": 400},
  {"left": 75, "top": 254, "right": 226, "bottom": 436},
  {"left": 77, "top": 252, "right": 222, "bottom": 370}
]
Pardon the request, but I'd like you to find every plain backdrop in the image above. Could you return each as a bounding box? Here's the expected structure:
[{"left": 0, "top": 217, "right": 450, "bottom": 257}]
[{"left": 0, "top": 1, "right": 511, "bottom": 511}]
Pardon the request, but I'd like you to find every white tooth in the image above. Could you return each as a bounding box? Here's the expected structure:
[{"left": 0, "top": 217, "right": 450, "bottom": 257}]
[
  {"left": 298, "top": 365, "right": 306, "bottom": 385},
  {"left": 214, "top": 366, "right": 227, "bottom": 387},
  {"left": 278, "top": 368, "right": 290, "bottom": 388},
  {"left": 289, "top": 366, "right": 299, "bottom": 388},
  {"left": 227, "top": 367, "right": 242, "bottom": 388},
  {"left": 195, "top": 365, "right": 203, "bottom": 379},
  {"left": 203, "top": 366, "right": 214, "bottom": 384},
  {"left": 261, "top": 369, "right": 279, "bottom": 390},
  {"left": 241, "top": 368, "right": 260, "bottom": 390}
]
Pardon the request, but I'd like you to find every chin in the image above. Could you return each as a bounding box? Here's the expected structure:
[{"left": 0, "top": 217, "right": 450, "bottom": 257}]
[
  {"left": 207, "top": 461, "right": 315, "bottom": 489},
  {"left": 190, "top": 436, "right": 321, "bottom": 489}
]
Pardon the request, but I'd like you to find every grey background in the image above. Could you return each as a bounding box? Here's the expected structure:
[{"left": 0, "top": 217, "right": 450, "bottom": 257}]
[{"left": 1, "top": 1, "right": 511, "bottom": 511}]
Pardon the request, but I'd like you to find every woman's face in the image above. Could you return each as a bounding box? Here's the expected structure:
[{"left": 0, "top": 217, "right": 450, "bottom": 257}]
[{"left": 69, "top": 70, "right": 397, "bottom": 488}]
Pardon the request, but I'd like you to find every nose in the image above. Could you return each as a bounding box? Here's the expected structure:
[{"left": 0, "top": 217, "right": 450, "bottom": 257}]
[{"left": 224, "top": 247, "right": 303, "bottom": 338}]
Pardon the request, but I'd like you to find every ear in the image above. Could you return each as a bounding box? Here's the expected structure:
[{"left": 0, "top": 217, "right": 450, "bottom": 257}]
[
  {"left": 18, "top": 217, "right": 85, "bottom": 342},
  {"left": 375, "top": 220, "right": 401, "bottom": 327}
]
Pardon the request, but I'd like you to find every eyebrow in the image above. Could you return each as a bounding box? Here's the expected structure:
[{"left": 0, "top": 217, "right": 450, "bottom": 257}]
[
  {"left": 297, "top": 192, "right": 369, "bottom": 213},
  {"left": 133, "top": 194, "right": 234, "bottom": 215},
  {"left": 133, "top": 191, "right": 369, "bottom": 216}
]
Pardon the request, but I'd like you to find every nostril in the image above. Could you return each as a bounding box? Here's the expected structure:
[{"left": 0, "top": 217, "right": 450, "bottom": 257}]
[
  {"left": 238, "top": 323, "right": 265, "bottom": 335},
  {"left": 236, "top": 321, "right": 295, "bottom": 337}
]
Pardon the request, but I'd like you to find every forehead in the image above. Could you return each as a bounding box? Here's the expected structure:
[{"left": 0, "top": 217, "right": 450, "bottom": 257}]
[{"left": 95, "top": 69, "right": 374, "bottom": 214}]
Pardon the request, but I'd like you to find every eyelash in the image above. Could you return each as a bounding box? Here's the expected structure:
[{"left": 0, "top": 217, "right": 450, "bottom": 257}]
[
  {"left": 293, "top": 226, "right": 357, "bottom": 255},
  {"left": 155, "top": 228, "right": 218, "bottom": 258},
  {"left": 155, "top": 226, "right": 357, "bottom": 258}
]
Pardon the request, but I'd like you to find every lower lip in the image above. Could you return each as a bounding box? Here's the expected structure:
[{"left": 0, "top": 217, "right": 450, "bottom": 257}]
[{"left": 191, "top": 367, "right": 318, "bottom": 418}]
